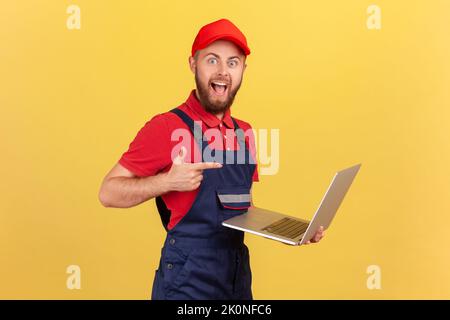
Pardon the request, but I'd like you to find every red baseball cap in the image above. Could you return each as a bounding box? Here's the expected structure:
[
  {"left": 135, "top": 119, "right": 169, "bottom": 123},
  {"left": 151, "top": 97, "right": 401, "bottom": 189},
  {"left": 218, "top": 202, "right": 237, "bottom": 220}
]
[{"left": 191, "top": 19, "right": 251, "bottom": 57}]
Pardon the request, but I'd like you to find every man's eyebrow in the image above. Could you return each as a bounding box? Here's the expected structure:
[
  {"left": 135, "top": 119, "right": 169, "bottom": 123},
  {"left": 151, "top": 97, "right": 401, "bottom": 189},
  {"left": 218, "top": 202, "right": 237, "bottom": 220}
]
[
  {"left": 204, "top": 52, "right": 220, "bottom": 58},
  {"left": 204, "top": 52, "right": 241, "bottom": 61}
]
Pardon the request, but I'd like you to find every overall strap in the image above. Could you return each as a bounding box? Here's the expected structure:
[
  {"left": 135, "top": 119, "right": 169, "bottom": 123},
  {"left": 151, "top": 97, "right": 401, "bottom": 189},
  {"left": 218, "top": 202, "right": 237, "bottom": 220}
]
[
  {"left": 156, "top": 107, "right": 203, "bottom": 232},
  {"left": 230, "top": 116, "right": 248, "bottom": 151},
  {"left": 170, "top": 108, "right": 204, "bottom": 152}
]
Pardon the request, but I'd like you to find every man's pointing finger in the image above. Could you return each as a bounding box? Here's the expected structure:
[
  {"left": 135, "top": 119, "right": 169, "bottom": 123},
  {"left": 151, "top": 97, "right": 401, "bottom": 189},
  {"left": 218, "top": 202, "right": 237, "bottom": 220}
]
[{"left": 190, "top": 162, "right": 223, "bottom": 170}]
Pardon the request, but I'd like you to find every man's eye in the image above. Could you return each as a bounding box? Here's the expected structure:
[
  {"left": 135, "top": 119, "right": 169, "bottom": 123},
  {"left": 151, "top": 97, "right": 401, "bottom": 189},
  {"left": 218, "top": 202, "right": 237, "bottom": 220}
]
[
  {"left": 208, "top": 58, "right": 217, "bottom": 64},
  {"left": 228, "top": 60, "right": 238, "bottom": 67}
]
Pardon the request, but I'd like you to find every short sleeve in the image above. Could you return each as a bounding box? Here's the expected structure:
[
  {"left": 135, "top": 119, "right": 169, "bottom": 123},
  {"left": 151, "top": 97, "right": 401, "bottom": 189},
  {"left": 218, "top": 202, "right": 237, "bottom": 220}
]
[{"left": 118, "top": 114, "right": 172, "bottom": 177}]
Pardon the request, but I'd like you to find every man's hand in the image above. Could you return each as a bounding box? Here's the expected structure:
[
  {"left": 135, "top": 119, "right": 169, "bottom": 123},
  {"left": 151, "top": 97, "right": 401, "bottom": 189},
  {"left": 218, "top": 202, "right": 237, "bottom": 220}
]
[
  {"left": 165, "top": 146, "right": 222, "bottom": 192},
  {"left": 304, "top": 226, "right": 325, "bottom": 245}
]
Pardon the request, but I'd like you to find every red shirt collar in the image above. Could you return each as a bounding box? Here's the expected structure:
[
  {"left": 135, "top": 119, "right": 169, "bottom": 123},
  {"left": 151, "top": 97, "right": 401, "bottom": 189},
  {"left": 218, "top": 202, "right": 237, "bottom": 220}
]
[{"left": 184, "top": 89, "right": 235, "bottom": 129}]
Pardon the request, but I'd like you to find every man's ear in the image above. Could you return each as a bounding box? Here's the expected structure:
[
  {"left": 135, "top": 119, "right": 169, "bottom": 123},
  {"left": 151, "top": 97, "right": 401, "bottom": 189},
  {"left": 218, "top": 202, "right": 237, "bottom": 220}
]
[{"left": 188, "top": 56, "right": 196, "bottom": 74}]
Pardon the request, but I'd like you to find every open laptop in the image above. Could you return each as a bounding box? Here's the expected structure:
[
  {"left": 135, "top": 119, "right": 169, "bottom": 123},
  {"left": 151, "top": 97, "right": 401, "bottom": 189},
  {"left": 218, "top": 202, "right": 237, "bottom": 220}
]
[{"left": 222, "top": 164, "right": 361, "bottom": 245}]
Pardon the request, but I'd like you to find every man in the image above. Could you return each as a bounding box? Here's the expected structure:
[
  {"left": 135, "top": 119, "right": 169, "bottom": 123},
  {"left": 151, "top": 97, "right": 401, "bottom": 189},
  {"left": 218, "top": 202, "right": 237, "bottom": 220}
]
[{"left": 99, "top": 18, "right": 324, "bottom": 300}]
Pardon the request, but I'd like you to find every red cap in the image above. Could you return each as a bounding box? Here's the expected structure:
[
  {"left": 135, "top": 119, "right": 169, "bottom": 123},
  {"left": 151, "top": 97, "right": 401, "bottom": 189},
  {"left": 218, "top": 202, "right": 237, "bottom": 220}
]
[{"left": 191, "top": 19, "right": 251, "bottom": 57}]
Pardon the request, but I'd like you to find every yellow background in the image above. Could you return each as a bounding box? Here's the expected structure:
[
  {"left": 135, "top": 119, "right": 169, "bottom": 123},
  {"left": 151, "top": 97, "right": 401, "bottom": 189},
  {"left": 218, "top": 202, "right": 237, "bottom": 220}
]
[{"left": 1, "top": 0, "right": 449, "bottom": 299}]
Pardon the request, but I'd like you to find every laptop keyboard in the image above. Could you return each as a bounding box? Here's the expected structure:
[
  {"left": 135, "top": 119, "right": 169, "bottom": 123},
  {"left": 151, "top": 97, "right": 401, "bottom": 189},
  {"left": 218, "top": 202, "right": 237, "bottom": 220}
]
[{"left": 262, "top": 217, "right": 309, "bottom": 239}]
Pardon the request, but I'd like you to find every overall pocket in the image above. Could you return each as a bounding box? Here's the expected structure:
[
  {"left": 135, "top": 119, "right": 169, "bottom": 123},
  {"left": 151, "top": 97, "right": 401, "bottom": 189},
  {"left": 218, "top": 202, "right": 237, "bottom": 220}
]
[
  {"left": 162, "top": 245, "right": 191, "bottom": 291},
  {"left": 216, "top": 186, "right": 251, "bottom": 219}
]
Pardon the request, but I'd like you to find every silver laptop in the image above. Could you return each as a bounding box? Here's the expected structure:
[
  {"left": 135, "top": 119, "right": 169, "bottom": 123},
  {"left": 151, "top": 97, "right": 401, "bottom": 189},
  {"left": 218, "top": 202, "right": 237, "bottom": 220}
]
[{"left": 222, "top": 164, "right": 361, "bottom": 245}]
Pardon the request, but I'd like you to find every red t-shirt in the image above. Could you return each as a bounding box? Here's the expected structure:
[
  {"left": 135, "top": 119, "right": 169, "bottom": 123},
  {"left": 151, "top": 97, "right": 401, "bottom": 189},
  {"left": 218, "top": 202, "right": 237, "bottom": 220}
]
[{"left": 119, "top": 89, "right": 259, "bottom": 230}]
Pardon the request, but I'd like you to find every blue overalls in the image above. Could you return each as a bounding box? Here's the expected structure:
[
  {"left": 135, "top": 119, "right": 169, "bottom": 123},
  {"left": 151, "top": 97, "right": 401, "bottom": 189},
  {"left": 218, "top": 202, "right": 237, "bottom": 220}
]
[{"left": 151, "top": 108, "right": 256, "bottom": 300}]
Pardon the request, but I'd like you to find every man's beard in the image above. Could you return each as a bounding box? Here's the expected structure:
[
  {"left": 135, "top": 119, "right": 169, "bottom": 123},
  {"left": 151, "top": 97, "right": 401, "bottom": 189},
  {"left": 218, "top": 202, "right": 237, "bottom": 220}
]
[{"left": 195, "top": 71, "right": 242, "bottom": 114}]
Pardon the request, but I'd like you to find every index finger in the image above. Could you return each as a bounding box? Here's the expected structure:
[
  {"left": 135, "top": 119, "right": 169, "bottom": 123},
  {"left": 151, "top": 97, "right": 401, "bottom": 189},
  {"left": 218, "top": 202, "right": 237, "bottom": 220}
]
[{"left": 189, "top": 161, "right": 223, "bottom": 170}]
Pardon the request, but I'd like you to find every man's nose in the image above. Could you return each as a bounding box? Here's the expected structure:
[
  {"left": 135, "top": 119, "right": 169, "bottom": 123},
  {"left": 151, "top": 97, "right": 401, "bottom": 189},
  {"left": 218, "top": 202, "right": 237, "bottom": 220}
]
[{"left": 217, "top": 62, "right": 230, "bottom": 77}]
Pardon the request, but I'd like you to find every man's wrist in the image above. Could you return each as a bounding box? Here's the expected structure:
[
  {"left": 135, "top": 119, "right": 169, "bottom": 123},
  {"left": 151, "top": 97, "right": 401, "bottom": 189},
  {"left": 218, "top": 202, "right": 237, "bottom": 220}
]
[{"left": 155, "top": 171, "right": 171, "bottom": 195}]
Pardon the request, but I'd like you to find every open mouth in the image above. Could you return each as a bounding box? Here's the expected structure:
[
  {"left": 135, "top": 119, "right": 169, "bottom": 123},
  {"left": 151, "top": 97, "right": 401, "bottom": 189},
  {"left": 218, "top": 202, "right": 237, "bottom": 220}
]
[{"left": 209, "top": 81, "right": 228, "bottom": 96}]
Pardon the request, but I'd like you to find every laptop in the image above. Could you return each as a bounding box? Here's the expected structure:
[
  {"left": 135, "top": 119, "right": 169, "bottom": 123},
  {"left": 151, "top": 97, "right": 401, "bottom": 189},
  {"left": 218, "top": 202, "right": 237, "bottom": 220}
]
[{"left": 222, "top": 164, "right": 361, "bottom": 245}]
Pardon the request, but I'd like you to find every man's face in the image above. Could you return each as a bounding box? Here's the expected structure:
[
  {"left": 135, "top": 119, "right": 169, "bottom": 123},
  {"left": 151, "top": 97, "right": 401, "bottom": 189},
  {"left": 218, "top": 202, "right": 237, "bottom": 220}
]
[{"left": 189, "top": 40, "right": 247, "bottom": 114}]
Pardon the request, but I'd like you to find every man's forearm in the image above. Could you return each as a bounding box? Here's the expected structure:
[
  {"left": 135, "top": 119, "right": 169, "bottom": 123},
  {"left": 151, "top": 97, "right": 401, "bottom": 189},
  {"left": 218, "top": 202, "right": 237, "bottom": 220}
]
[{"left": 99, "top": 172, "right": 169, "bottom": 208}]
